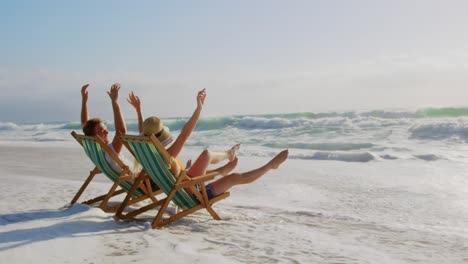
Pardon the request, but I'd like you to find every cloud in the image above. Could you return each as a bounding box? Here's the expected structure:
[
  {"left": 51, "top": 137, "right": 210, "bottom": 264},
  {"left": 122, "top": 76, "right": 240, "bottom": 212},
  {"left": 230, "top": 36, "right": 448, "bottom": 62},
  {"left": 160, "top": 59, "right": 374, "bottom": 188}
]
[
  {"left": 214, "top": 51, "right": 468, "bottom": 113},
  {"left": 0, "top": 66, "right": 211, "bottom": 122},
  {"left": 2, "top": 51, "right": 468, "bottom": 122}
]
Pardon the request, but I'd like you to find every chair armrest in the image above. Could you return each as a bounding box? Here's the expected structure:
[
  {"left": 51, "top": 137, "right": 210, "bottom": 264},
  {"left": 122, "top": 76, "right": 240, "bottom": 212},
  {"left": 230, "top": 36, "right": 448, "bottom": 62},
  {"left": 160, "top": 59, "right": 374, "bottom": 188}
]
[
  {"left": 117, "top": 175, "right": 134, "bottom": 182},
  {"left": 190, "top": 171, "right": 221, "bottom": 181},
  {"left": 174, "top": 171, "right": 221, "bottom": 189}
]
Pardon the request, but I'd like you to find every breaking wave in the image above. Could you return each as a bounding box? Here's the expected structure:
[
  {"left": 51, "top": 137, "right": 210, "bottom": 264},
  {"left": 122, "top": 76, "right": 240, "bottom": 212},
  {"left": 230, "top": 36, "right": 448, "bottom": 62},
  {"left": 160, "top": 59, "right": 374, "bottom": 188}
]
[
  {"left": 0, "top": 122, "right": 20, "bottom": 131},
  {"left": 264, "top": 142, "right": 375, "bottom": 151},
  {"left": 2, "top": 107, "right": 468, "bottom": 163},
  {"left": 410, "top": 120, "right": 468, "bottom": 141},
  {"left": 292, "top": 151, "right": 376, "bottom": 162}
]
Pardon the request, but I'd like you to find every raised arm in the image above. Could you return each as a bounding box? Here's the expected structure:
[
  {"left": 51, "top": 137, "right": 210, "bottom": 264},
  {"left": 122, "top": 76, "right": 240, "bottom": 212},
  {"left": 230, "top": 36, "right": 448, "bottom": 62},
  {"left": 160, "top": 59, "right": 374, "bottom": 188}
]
[
  {"left": 127, "top": 91, "right": 143, "bottom": 134},
  {"left": 108, "top": 83, "right": 127, "bottom": 153},
  {"left": 80, "top": 84, "right": 90, "bottom": 127},
  {"left": 167, "top": 88, "right": 206, "bottom": 158}
]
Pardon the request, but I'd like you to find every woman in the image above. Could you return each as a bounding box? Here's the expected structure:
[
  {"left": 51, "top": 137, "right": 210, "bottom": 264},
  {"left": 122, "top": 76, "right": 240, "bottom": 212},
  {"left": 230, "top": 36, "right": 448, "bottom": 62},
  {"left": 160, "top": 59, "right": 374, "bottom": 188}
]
[{"left": 141, "top": 88, "right": 289, "bottom": 199}]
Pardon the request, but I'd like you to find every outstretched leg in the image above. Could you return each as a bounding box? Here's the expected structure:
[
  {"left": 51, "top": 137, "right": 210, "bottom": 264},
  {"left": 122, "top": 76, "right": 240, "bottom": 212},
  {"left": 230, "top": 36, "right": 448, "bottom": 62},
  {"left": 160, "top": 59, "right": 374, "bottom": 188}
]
[
  {"left": 188, "top": 144, "right": 240, "bottom": 177},
  {"left": 209, "top": 150, "right": 289, "bottom": 195},
  {"left": 210, "top": 157, "right": 238, "bottom": 176}
]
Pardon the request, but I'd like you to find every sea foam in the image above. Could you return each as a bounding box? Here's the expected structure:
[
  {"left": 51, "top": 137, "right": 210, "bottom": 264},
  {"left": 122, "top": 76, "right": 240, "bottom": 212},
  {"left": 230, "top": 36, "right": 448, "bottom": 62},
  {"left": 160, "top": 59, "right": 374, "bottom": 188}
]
[
  {"left": 410, "top": 119, "right": 468, "bottom": 140},
  {"left": 293, "top": 151, "right": 376, "bottom": 162},
  {"left": 2, "top": 108, "right": 468, "bottom": 163},
  {"left": 0, "top": 122, "right": 19, "bottom": 131}
]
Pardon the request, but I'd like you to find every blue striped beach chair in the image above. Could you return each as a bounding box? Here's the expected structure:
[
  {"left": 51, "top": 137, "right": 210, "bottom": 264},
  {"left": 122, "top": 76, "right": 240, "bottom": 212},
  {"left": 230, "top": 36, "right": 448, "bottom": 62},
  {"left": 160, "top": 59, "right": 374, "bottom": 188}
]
[
  {"left": 116, "top": 134, "right": 230, "bottom": 228},
  {"left": 71, "top": 131, "right": 161, "bottom": 212}
]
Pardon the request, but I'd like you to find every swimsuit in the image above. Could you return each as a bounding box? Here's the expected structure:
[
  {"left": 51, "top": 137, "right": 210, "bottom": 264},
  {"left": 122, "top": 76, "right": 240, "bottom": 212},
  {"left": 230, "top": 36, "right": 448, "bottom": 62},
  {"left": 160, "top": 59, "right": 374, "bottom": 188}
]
[
  {"left": 169, "top": 158, "right": 184, "bottom": 175},
  {"left": 171, "top": 158, "right": 216, "bottom": 199}
]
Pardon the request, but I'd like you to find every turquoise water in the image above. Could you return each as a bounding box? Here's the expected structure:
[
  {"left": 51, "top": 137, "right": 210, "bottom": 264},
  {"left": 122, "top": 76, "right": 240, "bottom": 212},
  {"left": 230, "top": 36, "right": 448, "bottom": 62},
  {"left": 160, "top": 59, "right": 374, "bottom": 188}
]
[{"left": 2, "top": 107, "right": 468, "bottom": 163}]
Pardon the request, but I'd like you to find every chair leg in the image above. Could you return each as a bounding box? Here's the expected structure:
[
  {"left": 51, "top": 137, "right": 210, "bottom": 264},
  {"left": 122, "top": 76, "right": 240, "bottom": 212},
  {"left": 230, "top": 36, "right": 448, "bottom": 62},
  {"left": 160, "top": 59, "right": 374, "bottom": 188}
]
[
  {"left": 152, "top": 190, "right": 177, "bottom": 228},
  {"left": 82, "top": 189, "right": 126, "bottom": 205},
  {"left": 115, "top": 176, "right": 166, "bottom": 219},
  {"left": 206, "top": 206, "right": 221, "bottom": 220},
  {"left": 99, "top": 179, "right": 121, "bottom": 210},
  {"left": 70, "top": 167, "right": 100, "bottom": 204},
  {"left": 144, "top": 177, "right": 159, "bottom": 204},
  {"left": 192, "top": 185, "right": 221, "bottom": 220},
  {"left": 155, "top": 196, "right": 229, "bottom": 228},
  {"left": 125, "top": 198, "right": 166, "bottom": 219},
  {"left": 158, "top": 204, "right": 204, "bottom": 228},
  {"left": 115, "top": 174, "right": 144, "bottom": 218}
]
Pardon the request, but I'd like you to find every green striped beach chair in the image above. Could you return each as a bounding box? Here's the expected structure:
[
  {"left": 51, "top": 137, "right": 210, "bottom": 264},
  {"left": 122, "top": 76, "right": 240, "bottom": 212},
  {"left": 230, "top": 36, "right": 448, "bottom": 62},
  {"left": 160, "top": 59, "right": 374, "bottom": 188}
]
[
  {"left": 116, "top": 134, "right": 230, "bottom": 228},
  {"left": 70, "top": 131, "right": 161, "bottom": 212}
]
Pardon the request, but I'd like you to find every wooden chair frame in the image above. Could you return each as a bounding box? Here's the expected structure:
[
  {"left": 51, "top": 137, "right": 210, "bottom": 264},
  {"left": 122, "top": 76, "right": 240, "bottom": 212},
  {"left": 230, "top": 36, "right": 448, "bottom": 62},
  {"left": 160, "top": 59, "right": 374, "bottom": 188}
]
[
  {"left": 70, "top": 131, "right": 162, "bottom": 212},
  {"left": 116, "top": 134, "right": 229, "bottom": 228}
]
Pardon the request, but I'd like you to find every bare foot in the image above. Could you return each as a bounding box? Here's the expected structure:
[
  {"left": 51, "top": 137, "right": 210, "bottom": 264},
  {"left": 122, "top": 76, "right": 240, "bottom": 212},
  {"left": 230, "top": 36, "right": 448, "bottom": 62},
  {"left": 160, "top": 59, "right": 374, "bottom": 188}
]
[
  {"left": 217, "top": 157, "right": 238, "bottom": 176},
  {"left": 227, "top": 144, "right": 240, "bottom": 161},
  {"left": 269, "top": 150, "right": 289, "bottom": 169}
]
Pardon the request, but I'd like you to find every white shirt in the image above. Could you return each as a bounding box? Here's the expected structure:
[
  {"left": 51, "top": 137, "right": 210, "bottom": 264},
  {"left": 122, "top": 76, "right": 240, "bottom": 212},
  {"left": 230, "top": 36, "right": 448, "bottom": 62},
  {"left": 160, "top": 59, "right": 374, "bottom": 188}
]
[{"left": 105, "top": 144, "right": 141, "bottom": 178}]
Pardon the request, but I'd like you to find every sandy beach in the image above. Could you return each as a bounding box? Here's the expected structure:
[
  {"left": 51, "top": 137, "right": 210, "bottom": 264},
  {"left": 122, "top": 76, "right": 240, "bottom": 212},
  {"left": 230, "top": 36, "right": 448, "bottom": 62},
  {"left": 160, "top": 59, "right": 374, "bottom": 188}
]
[
  {"left": 0, "top": 141, "right": 309, "bottom": 263},
  {"left": 3, "top": 1, "right": 468, "bottom": 263},
  {"left": 1, "top": 139, "right": 468, "bottom": 263}
]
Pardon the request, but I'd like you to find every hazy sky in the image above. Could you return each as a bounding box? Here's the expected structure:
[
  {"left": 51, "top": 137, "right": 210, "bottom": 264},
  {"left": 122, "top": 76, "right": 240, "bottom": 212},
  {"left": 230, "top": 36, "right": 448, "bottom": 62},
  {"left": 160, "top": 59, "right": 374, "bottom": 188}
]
[{"left": 1, "top": 0, "right": 468, "bottom": 122}]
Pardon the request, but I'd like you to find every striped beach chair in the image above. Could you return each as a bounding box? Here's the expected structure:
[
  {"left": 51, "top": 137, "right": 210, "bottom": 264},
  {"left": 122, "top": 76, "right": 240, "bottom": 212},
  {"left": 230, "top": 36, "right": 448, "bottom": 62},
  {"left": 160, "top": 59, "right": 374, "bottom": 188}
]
[
  {"left": 70, "top": 131, "right": 161, "bottom": 212},
  {"left": 116, "top": 134, "right": 230, "bottom": 228}
]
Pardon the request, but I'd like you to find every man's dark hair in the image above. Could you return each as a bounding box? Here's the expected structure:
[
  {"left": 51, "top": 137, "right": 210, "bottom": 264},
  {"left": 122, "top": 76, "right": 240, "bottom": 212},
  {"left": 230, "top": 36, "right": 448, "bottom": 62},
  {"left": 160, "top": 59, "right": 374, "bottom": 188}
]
[{"left": 82, "top": 118, "right": 103, "bottom": 136}]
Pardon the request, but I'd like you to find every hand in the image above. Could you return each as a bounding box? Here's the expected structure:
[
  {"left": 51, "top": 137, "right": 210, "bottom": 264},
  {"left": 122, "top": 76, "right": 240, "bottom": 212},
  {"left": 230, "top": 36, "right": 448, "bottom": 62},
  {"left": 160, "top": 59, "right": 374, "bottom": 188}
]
[
  {"left": 127, "top": 91, "right": 141, "bottom": 111},
  {"left": 81, "top": 84, "right": 90, "bottom": 101},
  {"left": 107, "top": 83, "right": 121, "bottom": 102},
  {"left": 196, "top": 88, "right": 206, "bottom": 109}
]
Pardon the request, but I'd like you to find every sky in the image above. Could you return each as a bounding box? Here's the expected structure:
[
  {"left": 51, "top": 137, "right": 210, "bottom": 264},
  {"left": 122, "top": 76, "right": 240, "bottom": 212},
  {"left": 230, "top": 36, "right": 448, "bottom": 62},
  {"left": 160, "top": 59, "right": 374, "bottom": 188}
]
[{"left": 1, "top": 0, "right": 468, "bottom": 123}]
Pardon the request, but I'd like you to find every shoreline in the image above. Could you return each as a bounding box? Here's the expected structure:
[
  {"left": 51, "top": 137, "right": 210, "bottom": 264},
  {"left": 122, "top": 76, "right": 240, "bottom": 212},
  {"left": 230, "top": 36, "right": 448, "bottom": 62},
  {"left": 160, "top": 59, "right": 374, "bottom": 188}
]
[{"left": 1, "top": 140, "right": 467, "bottom": 263}]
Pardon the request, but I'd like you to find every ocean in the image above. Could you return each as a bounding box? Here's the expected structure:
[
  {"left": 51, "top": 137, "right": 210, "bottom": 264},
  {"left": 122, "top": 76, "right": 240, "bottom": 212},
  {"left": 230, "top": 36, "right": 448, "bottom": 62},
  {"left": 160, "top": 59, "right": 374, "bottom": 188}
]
[
  {"left": 1, "top": 107, "right": 468, "bottom": 263},
  {"left": 2, "top": 107, "right": 468, "bottom": 163}
]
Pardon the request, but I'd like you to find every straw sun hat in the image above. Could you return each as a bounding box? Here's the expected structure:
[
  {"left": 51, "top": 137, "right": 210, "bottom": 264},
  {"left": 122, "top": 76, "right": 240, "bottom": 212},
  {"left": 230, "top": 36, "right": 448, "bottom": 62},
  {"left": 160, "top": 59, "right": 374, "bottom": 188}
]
[{"left": 143, "top": 116, "right": 173, "bottom": 147}]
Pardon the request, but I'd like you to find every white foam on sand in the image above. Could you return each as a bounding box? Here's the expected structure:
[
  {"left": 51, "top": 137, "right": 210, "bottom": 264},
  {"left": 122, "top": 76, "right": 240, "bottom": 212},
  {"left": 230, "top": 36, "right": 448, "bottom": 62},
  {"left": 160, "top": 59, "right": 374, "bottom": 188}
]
[{"left": 1, "top": 141, "right": 468, "bottom": 263}]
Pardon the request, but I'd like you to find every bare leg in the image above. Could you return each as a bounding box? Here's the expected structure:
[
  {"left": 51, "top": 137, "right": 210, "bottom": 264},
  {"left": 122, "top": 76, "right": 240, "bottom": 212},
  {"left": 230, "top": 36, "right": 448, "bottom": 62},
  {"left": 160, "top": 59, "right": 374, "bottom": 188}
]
[
  {"left": 210, "top": 157, "right": 238, "bottom": 176},
  {"left": 210, "top": 150, "right": 289, "bottom": 195},
  {"left": 187, "top": 144, "right": 240, "bottom": 177}
]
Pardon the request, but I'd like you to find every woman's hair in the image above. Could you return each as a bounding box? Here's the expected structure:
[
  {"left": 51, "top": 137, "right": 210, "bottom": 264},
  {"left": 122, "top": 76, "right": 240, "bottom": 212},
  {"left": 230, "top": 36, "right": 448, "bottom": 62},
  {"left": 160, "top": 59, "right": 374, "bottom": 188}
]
[{"left": 82, "top": 118, "right": 103, "bottom": 136}]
